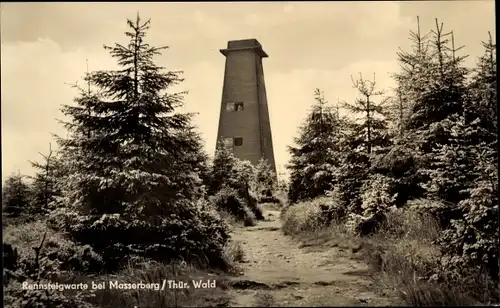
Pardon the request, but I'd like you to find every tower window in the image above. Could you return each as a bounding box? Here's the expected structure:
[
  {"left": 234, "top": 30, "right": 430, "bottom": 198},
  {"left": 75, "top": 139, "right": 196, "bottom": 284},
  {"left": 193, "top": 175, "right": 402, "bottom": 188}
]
[
  {"left": 234, "top": 102, "right": 244, "bottom": 111},
  {"left": 234, "top": 137, "right": 243, "bottom": 146},
  {"left": 226, "top": 102, "right": 244, "bottom": 112}
]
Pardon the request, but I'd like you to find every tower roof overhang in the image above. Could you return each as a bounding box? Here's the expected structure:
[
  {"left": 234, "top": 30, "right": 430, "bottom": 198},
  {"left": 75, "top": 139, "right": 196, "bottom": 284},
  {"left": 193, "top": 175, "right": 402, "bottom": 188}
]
[{"left": 220, "top": 38, "right": 268, "bottom": 58}]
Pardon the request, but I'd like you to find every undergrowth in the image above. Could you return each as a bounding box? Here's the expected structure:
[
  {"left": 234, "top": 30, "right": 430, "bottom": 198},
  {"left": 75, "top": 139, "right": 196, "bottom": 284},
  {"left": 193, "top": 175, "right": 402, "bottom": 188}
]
[
  {"left": 281, "top": 197, "right": 500, "bottom": 306},
  {"left": 3, "top": 218, "right": 245, "bottom": 308}
]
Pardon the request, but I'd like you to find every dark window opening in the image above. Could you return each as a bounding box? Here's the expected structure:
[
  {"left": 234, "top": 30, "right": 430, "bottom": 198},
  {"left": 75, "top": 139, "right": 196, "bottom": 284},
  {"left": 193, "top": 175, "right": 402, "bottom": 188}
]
[
  {"left": 226, "top": 102, "right": 244, "bottom": 112},
  {"left": 234, "top": 102, "right": 244, "bottom": 111},
  {"left": 234, "top": 137, "right": 243, "bottom": 146}
]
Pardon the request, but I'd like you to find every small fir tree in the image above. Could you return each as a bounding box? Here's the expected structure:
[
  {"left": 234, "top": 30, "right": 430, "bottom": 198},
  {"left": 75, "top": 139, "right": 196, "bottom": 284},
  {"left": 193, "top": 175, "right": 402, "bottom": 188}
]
[
  {"left": 52, "top": 14, "right": 229, "bottom": 269},
  {"left": 28, "top": 143, "right": 65, "bottom": 215},
  {"left": 254, "top": 158, "right": 277, "bottom": 199},
  {"left": 2, "top": 172, "right": 31, "bottom": 218},
  {"left": 342, "top": 73, "right": 391, "bottom": 155},
  {"left": 287, "top": 89, "right": 343, "bottom": 203}
]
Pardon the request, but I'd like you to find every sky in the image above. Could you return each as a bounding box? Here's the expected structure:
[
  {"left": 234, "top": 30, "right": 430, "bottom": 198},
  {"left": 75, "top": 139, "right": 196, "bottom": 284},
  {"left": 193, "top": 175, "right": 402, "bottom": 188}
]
[{"left": 1, "top": 1, "right": 495, "bottom": 182}]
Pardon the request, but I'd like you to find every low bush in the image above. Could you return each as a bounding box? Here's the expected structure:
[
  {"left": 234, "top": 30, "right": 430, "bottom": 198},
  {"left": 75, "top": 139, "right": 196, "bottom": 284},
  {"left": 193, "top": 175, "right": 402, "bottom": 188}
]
[
  {"left": 346, "top": 173, "right": 398, "bottom": 237},
  {"left": 381, "top": 207, "right": 440, "bottom": 242},
  {"left": 47, "top": 199, "right": 231, "bottom": 272},
  {"left": 362, "top": 208, "right": 442, "bottom": 279},
  {"left": 360, "top": 174, "right": 395, "bottom": 219},
  {"left": 209, "top": 144, "right": 265, "bottom": 222},
  {"left": 274, "top": 190, "right": 288, "bottom": 207},
  {"left": 244, "top": 191, "right": 264, "bottom": 220},
  {"left": 4, "top": 279, "right": 96, "bottom": 308},
  {"left": 2, "top": 174, "right": 39, "bottom": 224},
  {"left": 3, "top": 220, "right": 104, "bottom": 280},
  {"left": 359, "top": 207, "right": 498, "bottom": 305},
  {"left": 3, "top": 221, "right": 101, "bottom": 308},
  {"left": 4, "top": 259, "right": 232, "bottom": 308},
  {"left": 210, "top": 187, "right": 257, "bottom": 227},
  {"left": 253, "top": 158, "right": 278, "bottom": 204},
  {"left": 281, "top": 197, "right": 343, "bottom": 236},
  {"left": 406, "top": 198, "right": 463, "bottom": 230}
]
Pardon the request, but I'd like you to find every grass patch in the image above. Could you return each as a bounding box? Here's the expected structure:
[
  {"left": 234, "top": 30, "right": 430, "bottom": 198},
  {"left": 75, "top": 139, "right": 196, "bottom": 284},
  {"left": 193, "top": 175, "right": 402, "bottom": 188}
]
[
  {"left": 4, "top": 219, "right": 243, "bottom": 308},
  {"left": 4, "top": 220, "right": 64, "bottom": 256},
  {"left": 281, "top": 197, "right": 343, "bottom": 236},
  {"left": 3, "top": 220, "right": 104, "bottom": 278},
  {"left": 86, "top": 260, "right": 231, "bottom": 308},
  {"left": 224, "top": 240, "right": 245, "bottom": 264},
  {"left": 21, "top": 259, "right": 232, "bottom": 308},
  {"left": 280, "top": 198, "right": 500, "bottom": 306},
  {"left": 295, "top": 224, "right": 357, "bottom": 251},
  {"left": 356, "top": 208, "right": 499, "bottom": 306}
]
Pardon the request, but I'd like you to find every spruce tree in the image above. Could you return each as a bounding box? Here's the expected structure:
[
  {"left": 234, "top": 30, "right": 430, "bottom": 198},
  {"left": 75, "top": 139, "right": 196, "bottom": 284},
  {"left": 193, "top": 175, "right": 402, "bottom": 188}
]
[
  {"left": 406, "top": 19, "right": 469, "bottom": 154},
  {"left": 209, "top": 140, "right": 264, "bottom": 221},
  {"left": 254, "top": 158, "right": 277, "bottom": 200},
  {"left": 423, "top": 31, "right": 492, "bottom": 204},
  {"left": 209, "top": 140, "right": 237, "bottom": 195},
  {"left": 429, "top": 113, "right": 500, "bottom": 282},
  {"left": 332, "top": 73, "right": 391, "bottom": 215},
  {"left": 422, "top": 115, "right": 477, "bottom": 204},
  {"left": 417, "top": 21, "right": 471, "bottom": 205},
  {"left": 391, "top": 16, "right": 432, "bottom": 136},
  {"left": 2, "top": 173, "right": 31, "bottom": 219},
  {"left": 58, "top": 14, "right": 197, "bottom": 217},
  {"left": 467, "top": 32, "right": 497, "bottom": 147},
  {"left": 380, "top": 17, "right": 433, "bottom": 205},
  {"left": 343, "top": 73, "right": 391, "bottom": 155},
  {"left": 331, "top": 119, "right": 370, "bottom": 215},
  {"left": 28, "top": 143, "right": 65, "bottom": 215},
  {"left": 444, "top": 143, "right": 499, "bottom": 282},
  {"left": 53, "top": 14, "right": 229, "bottom": 269},
  {"left": 287, "top": 89, "right": 342, "bottom": 204},
  {"left": 433, "top": 33, "right": 499, "bottom": 282},
  {"left": 381, "top": 18, "right": 469, "bottom": 207},
  {"left": 176, "top": 125, "right": 212, "bottom": 197}
]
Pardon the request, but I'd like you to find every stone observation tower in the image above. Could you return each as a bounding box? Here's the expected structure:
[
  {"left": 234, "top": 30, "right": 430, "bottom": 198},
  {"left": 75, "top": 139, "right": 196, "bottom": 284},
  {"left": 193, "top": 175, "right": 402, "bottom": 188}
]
[{"left": 216, "top": 38, "right": 277, "bottom": 179}]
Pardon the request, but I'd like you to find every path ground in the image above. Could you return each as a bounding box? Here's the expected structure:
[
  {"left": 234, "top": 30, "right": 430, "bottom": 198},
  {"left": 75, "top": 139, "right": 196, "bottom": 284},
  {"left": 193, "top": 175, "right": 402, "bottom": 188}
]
[{"left": 225, "top": 208, "right": 398, "bottom": 307}]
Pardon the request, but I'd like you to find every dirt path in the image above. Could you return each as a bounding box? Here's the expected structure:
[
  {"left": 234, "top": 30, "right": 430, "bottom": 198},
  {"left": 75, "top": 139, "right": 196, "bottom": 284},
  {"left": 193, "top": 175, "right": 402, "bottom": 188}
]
[{"left": 226, "top": 209, "right": 395, "bottom": 307}]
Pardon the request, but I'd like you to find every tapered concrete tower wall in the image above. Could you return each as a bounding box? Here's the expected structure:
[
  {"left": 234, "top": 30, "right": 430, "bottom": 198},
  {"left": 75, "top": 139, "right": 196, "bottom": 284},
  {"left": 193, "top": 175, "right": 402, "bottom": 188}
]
[{"left": 216, "top": 39, "right": 277, "bottom": 179}]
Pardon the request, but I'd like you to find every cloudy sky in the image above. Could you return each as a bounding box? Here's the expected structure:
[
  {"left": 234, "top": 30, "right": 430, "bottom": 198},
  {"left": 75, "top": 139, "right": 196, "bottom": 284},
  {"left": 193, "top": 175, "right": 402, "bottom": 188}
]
[{"left": 1, "top": 1, "right": 495, "bottom": 181}]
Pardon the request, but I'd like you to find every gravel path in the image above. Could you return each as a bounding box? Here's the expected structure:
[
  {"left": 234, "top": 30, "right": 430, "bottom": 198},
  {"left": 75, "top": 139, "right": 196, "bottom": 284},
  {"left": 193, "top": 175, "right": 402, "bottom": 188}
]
[{"left": 226, "top": 209, "right": 395, "bottom": 307}]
